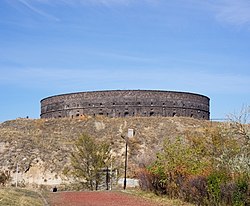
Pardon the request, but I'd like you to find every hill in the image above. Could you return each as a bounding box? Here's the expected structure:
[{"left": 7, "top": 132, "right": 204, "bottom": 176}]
[{"left": 0, "top": 116, "right": 210, "bottom": 188}]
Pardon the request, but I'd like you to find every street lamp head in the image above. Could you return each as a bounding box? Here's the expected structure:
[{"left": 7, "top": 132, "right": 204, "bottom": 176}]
[{"left": 128, "top": 129, "right": 134, "bottom": 138}]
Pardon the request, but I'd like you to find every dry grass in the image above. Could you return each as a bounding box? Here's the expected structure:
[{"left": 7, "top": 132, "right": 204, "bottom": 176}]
[
  {"left": 122, "top": 189, "right": 194, "bottom": 206},
  {"left": 0, "top": 117, "right": 211, "bottom": 191},
  {"left": 0, "top": 187, "right": 44, "bottom": 206}
]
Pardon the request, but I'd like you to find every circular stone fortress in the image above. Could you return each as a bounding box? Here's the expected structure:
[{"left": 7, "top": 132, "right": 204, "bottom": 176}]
[{"left": 40, "top": 90, "right": 210, "bottom": 120}]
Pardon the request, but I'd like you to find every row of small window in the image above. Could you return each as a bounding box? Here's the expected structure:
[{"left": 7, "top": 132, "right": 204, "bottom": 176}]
[
  {"left": 56, "top": 114, "right": 207, "bottom": 120},
  {"left": 65, "top": 102, "right": 141, "bottom": 107},
  {"left": 93, "top": 111, "right": 155, "bottom": 117},
  {"left": 64, "top": 102, "right": 193, "bottom": 108},
  {"left": 67, "top": 112, "right": 205, "bottom": 118}
]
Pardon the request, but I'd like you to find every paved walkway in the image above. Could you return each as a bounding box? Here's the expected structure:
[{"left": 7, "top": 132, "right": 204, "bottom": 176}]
[{"left": 47, "top": 191, "right": 162, "bottom": 206}]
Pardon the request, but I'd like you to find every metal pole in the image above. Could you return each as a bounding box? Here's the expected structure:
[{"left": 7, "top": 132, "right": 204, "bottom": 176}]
[
  {"left": 110, "top": 159, "right": 112, "bottom": 190},
  {"left": 106, "top": 166, "right": 109, "bottom": 190},
  {"left": 123, "top": 141, "right": 128, "bottom": 190}
]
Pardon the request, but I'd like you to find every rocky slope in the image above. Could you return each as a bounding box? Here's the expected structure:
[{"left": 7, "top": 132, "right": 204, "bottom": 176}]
[{"left": 0, "top": 116, "right": 209, "bottom": 188}]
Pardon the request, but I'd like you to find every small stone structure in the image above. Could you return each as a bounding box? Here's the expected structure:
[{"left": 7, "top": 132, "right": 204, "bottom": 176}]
[{"left": 40, "top": 90, "right": 210, "bottom": 120}]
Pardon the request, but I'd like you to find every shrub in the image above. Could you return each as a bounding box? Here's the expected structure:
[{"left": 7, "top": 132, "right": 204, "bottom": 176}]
[
  {"left": 220, "top": 181, "right": 237, "bottom": 205},
  {"left": 233, "top": 175, "right": 249, "bottom": 206},
  {"left": 136, "top": 168, "right": 154, "bottom": 191},
  {"left": 207, "top": 171, "right": 229, "bottom": 206},
  {"left": 147, "top": 163, "right": 167, "bottom": 195},
  {"left": 180, "top": 175, "right": 208, "bottom": 205},
  {"left": 138, "top": 117, "right": 250, "bottom": 206},
  {"left": 0, "top": 170, "right": 10, "bottom": 186}
]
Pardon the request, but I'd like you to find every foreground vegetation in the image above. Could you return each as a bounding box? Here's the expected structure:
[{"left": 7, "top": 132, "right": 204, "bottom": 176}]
[
  {"left": 0, "top": 108, "right": 249, "bottom": 205},
  {"left": 137, "top": 110, "right": 250, "bottom": 206},
  {"left": 125, "top": 189, "right": 194, "bottom": 206},
  {"left": 69, "top": 133, "right": 112, "bottom": 190},
  {"left": 0, "top": 188, "right": 44, "bottom": 206}
]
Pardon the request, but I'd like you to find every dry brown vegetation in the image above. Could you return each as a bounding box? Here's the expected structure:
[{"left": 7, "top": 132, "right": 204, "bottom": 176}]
[
  {"left": 1, "top": 115, "right": 249, "bottom": 205},
  {"left": 0, "top": 188, "right": 44, "bottom": 206},
  {"left": 0, "top": 116, "right": 210, "bottom": 186}
]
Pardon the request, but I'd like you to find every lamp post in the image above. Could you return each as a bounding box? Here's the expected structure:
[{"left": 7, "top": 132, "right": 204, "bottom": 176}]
[
  {"left": 124, "top": 140, "right": 128, "bottom": 190},
  {"left": 123, "top": 129, "right": 134, "bottom": 190},
  {"left": 16, "top": 157, "right": 26, "bottom": 187}
]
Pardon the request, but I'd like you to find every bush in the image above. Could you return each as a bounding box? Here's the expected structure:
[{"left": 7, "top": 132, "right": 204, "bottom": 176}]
[
  {"left": 207, "top": 171, "right": 229, "bottom": 205},
  {"left": 137, "top": 120, "right": 250, "bottom": 206},
  {"left": 220, "top": 181, "right": 237, "bottom": 205},
  {"left": 180, "top": 175, "right": 208, "bottom": 205},
  {"left": 137, "top": 168, "right": 154, "bottom": 191},
  {"left": 0, "top": 170, "right": 10, "bottom": 186},
  {"left": 233, "top": 175, "right": 249, "bottom": 206}
]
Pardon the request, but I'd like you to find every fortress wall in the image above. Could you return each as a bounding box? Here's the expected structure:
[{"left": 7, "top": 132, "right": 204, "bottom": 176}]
[{"left": 40, "top": 90, "right": 210, "bottom": 120}]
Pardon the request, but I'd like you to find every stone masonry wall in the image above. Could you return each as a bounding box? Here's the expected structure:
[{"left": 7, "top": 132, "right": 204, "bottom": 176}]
[{"left": 40, "top": 90, "right": 210, "bottom": 120}]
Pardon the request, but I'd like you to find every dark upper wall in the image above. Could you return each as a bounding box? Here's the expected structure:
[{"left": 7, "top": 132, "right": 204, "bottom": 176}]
[{"left": 40, "top": 90, "right": 210, "bottom": 120}]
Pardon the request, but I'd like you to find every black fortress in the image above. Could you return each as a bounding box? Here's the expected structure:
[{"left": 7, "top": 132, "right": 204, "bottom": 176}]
[{"left": 40, "top": 90, "right": 210, "bottom": 120}]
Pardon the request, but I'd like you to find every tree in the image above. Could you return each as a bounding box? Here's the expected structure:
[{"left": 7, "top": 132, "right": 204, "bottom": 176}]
[
  {"left": 70, "top": 134, "right": 111, "bottom": 190},
  {"left": 227, "top": 106, "right": 250, "bottom": 174}
]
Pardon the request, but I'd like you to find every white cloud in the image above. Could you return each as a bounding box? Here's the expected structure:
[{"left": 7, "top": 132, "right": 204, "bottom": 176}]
[
  {"left": 213, "top": 0, "right": 250, "bottom": 26},
  {"left": 87, "top": 0, "right": 132, "bottom": 6},
  {"left": 74, "top": 0, "right": 158, "bottom": 6},
  {"left": 16, "top": 0, "right": 60, "bottom": 21},
  {"left": 10, "top": 0, "right": 250, "bottom": 27},
  {"left": 18, "top": 0, "right": 159, "bottom": 7},
  {"left": 90, "top": 0, "right": 250, "bottom": 27},
  {"left": 185, "top": 0, "right": 250, "bottom": 27}
]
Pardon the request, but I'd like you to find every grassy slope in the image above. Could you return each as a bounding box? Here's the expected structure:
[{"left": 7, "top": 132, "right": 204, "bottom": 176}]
[{"left": 0, "top": 188, "right": 44, "bottom": 206}]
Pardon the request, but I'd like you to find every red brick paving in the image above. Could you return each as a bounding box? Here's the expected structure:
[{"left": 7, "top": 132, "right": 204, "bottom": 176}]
[{"left": 47, "top": 191, "right": 162, "bottom": 206}]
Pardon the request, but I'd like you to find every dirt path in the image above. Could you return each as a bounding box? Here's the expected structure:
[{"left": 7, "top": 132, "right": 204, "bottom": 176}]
[{"left": 47, "top": 191, "right": 164, "bottom": 206}]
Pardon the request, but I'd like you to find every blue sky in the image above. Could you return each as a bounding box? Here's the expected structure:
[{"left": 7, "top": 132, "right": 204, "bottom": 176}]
[{"left": 1, "top": 0, "right": 250, "bottom": 122}]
